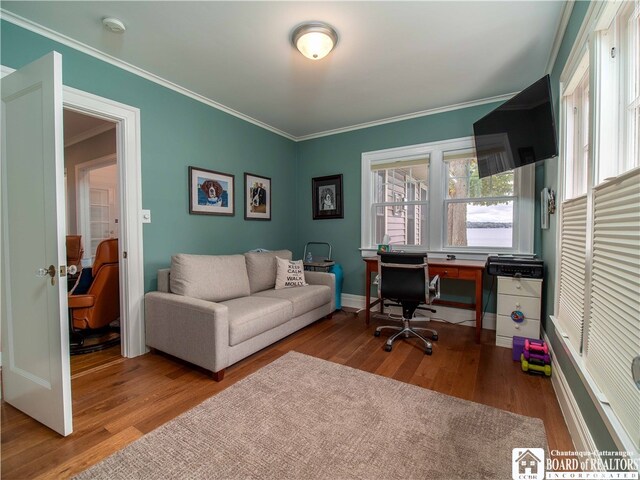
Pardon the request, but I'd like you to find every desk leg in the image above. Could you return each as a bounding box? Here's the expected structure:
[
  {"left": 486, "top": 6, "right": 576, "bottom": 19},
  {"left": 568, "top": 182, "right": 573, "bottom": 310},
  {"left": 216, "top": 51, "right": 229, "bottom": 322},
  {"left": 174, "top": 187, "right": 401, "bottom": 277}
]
[
  {"left": 365, "top": 264, "right": 371, "bottom": 326},
  {"left": 475, "top": 270, "right": 483, "bottom": 343}
]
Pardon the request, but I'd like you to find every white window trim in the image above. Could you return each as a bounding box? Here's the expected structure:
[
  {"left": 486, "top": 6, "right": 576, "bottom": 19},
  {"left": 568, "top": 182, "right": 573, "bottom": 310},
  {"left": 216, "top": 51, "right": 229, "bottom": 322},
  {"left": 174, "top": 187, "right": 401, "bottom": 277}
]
[{"left": 361, "top": 136, "right": 534, "bottom": 258}]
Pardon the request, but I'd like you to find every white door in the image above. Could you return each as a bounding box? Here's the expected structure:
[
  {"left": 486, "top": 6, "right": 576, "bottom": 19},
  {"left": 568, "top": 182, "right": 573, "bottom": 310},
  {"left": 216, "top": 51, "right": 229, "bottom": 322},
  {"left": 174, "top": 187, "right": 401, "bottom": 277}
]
[{"left": 1, "top": 52, "right": 73, "bottom": 436}]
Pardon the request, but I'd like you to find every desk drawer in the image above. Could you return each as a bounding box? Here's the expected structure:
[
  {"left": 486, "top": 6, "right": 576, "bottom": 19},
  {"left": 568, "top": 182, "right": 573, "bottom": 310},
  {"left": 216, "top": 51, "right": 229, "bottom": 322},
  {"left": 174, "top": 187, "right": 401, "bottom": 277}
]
[
  {"left": 497, "top": 277, "right": 542, "bottom": 297},
  {"left": 430, "top": 267, "right": 459, "bottom": 278},
  {"left": 497, "top": 294, "right": 541, "bottom": 320},
  {"left": 496, "top": 315, "right": 540, "bottom": 340}
]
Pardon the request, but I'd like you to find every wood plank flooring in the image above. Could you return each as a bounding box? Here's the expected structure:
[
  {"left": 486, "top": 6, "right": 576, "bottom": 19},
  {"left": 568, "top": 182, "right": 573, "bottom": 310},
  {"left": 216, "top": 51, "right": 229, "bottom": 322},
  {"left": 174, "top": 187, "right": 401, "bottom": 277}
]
[{"left": 1, "top": 310, "right": 574, "bottom": 479}]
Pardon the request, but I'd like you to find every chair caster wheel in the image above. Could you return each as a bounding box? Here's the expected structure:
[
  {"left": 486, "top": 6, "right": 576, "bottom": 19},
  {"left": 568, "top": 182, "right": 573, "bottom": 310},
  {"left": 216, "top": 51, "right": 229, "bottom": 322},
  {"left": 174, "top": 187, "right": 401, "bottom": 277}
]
[
  {"left": 425, "top": 347, "right": 432, "bottom": 355},
  {"left": 431, "top": 334, "right": 438, "bottom": 341},
  {"left": 384, "top": 345, "right": 392, "bottom": 352},
  {"left": 374, "top": 331, "right": 381, "bottom": 337}
]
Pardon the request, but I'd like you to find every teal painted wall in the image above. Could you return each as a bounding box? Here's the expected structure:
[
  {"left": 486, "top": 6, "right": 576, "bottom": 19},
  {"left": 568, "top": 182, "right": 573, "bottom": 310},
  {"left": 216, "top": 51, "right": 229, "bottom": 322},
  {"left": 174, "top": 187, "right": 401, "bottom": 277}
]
[
  {"left": 296, "top": 105, "right": 544, "bottom": 312},
  {"left": 542, "top": 1, "right": 618, "bottom": 451},
  {"left": 1, "top": 20, "right": 298, "bottom": 292}
]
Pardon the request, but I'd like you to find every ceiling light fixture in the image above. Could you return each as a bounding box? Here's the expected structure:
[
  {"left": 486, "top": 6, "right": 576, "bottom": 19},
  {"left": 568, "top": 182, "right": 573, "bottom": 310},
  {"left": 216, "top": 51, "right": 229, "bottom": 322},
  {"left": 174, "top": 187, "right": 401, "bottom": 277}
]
[
  {"left": 291, "top": 22, "right": 338, "bottom": 60},
  {"left": 102, "top": 17, "right": 126, "bottom": 34}
]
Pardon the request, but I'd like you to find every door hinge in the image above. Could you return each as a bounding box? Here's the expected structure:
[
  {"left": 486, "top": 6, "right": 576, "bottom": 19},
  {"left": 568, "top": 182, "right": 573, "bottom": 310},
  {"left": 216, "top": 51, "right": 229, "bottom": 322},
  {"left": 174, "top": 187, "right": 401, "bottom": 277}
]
[
  {"left": 123, "top": 251, "right": 128, "bottom": 259},
  {"left": 611, "top": 47, "right": 616, "bottom": 59}
]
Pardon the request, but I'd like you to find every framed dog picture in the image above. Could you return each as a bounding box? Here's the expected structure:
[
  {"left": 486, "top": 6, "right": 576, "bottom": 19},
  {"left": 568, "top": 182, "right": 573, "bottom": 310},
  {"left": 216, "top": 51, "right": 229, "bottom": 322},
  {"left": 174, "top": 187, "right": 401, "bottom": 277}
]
[
  {"left": 244, "top": 173, "right": 271, "bottom": 220},
  {"left": 189, "top": 166, "right": 235, "bottom": 216},
  {"left": 312, "top": 174, "right": 343, "bottom": 220}
]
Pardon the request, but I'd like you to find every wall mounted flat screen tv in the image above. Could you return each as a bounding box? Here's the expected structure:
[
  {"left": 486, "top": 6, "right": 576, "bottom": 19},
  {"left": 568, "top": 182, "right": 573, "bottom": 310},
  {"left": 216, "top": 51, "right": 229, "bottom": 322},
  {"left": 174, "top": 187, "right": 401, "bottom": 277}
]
[{"left": 473, "top": 74, "right": 558, "bottom": 179}]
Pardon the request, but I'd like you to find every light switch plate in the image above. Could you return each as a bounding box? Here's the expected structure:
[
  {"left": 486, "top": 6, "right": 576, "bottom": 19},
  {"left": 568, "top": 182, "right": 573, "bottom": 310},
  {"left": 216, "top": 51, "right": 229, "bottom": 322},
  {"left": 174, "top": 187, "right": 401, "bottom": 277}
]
[{"left": 142, "top": 209, "right": 151, "bottom": 223}]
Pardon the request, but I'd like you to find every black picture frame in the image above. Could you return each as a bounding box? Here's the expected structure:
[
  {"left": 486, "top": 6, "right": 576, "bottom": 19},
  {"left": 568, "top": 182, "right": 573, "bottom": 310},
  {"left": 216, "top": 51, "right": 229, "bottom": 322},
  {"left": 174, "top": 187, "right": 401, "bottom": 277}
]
[
  {"left": 244, "top": 172, "right": 271, "bottom": 220},
  {"left": 189, "top": 166, "right": 235, "bottom": 216},
  {"left": 312, "top": 174, "right": 343, "bottom": 220}
]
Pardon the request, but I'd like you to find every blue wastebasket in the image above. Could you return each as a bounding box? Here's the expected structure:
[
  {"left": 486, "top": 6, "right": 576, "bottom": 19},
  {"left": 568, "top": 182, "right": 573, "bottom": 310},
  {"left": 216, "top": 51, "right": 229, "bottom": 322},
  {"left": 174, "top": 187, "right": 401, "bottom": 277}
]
[{"left": 329, "top": 263, "right": 343, "bottom": 310}]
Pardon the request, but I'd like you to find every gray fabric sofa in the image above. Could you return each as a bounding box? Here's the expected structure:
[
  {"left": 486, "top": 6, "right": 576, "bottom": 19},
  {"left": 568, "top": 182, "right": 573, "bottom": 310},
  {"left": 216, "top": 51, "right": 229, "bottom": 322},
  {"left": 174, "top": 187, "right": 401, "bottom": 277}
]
[{"left": 144, "top": 250, "right": 335, "bottom": 380}]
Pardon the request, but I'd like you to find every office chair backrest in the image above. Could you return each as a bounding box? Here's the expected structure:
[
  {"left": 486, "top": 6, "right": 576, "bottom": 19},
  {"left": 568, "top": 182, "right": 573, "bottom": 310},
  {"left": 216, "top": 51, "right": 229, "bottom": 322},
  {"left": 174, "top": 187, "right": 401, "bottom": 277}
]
[
  {"left": 379, "top": 252, "right": 429, "bottom": 303},
  {"left": 93, "top": 238, "right": 119, "bottom": 276},
  {"left": 66, "top": 235, "right": 83, "bottom": 270}
]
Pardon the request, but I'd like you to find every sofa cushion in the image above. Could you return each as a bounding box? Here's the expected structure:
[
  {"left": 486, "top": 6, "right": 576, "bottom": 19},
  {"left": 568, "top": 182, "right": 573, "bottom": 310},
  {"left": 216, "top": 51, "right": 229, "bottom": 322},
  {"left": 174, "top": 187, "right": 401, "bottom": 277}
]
[
  {"left": 253, "top": 285, "right": 331, "bottom": 318},
  {"left": 223, "top": 296, "right": 293, "bottom": 346},
  {"left": 244, "top": 250, "right": 292, "bottom": 294},
  {"left": 170, "top": 254, "right": 250, "bottom": 302}
]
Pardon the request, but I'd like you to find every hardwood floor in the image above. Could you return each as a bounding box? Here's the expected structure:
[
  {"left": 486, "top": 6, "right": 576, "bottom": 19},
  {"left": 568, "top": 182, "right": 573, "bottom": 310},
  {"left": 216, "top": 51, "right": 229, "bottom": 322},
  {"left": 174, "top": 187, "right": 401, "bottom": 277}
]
[{"left": 1, "top": 310, "right": 574, "bottom": 479}]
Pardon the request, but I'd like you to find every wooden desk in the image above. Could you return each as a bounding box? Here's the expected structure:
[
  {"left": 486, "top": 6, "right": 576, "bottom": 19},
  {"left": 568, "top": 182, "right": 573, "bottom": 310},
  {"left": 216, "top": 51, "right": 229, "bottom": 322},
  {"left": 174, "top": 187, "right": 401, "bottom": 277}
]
[{"left": 363, "top": 257, "right": 486, "bottom": 343}]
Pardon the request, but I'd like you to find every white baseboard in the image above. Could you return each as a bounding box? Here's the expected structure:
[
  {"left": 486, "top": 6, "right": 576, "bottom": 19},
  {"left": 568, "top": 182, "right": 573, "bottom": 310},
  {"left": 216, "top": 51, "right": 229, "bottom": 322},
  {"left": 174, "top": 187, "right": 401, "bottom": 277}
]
[
  {"left": 543, "top": 331, "right": 596, "bottom": 453},
  {"left": 341, "top": 293, "right": 496, "bottom": 330}
]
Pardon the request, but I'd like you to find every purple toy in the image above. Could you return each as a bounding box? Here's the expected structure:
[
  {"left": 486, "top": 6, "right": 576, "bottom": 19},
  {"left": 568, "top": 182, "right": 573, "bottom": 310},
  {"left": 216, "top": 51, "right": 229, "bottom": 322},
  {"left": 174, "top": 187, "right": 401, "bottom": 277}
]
[
  {"left": 523, "top": 349, "right": 551, "bottom": 364},
  {"left": 512, "top": 336, "right": 527, "bottom": 362}
]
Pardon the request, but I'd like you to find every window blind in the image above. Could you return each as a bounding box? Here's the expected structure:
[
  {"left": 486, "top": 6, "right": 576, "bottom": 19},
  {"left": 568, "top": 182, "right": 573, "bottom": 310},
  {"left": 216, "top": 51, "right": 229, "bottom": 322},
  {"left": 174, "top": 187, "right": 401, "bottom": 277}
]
[
  {"left": 370, "top": 156, "right": 429, "bottom": 171},
  {"left": 585, "top": 167, "right": 640, "bottom": 449},
  {"left": 557, "top": 195, "right": 588, "bottom": 352}
]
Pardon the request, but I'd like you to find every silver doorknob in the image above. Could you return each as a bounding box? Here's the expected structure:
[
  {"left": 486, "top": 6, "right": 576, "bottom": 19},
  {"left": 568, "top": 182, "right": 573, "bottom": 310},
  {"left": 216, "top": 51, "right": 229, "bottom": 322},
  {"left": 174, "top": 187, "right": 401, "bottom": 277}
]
[{"left": 68, "top": 265, "right": 78, "bottom": 275}]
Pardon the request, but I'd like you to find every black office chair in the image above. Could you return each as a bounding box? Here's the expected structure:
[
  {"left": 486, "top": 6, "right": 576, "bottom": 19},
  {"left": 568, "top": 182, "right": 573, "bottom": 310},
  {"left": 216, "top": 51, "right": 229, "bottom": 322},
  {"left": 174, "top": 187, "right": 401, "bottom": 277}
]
[{"left": 374, "top": 252, "right": 441, "bottom": 355}]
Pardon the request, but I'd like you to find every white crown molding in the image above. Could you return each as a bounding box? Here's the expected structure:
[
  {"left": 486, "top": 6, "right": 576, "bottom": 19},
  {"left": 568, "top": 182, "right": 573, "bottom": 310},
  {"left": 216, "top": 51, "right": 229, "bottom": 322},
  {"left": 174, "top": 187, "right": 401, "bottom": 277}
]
[
  {"left": 545, "top": 0, "right": 575, "bottom": 74},
  {"left": 2, "top": 9, "right": 519, "bottom": 143},
  {"left": 0, "top": 9, "right": 296, "bottom": 141},
  {"left": 64, "top": 122, "right": 115, "bottom": 148},
  {"left": 295, "top": 93, "right": 516, "bottom": 142}
]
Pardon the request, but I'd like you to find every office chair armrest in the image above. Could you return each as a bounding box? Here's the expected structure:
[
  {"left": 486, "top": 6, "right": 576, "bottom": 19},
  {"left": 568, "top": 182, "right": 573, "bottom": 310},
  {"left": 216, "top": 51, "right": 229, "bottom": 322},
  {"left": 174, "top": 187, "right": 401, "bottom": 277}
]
[
  {"left": 429, "top": 275, "right": 440, "bottom": 300},
  {"left": 68, "top": 294, "right": 96, "bottom": 309}
]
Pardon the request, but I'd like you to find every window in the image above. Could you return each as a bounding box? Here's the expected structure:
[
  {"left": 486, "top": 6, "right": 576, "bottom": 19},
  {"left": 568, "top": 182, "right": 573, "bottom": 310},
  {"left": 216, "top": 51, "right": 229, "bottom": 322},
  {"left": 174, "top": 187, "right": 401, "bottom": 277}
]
[
  {"left": 444, "top": 149, "right": 515, "bottom": 249},
  {"left": 563, "top": 59, "right": 589, "bottom": 200},
  {"left": 555, "top": 0, "right": 640, "bottom": 454},
  {"left": 361, "top": 137, "right": 534, "bottom": 255},
  {"left": 371, "top": 158, "right": 429, "bottom": 247}
]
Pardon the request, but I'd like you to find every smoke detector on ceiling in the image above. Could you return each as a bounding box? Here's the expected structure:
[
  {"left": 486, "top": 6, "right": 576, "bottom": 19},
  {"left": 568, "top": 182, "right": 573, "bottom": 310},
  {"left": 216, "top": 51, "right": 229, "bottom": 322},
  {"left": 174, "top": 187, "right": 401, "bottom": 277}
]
[{"left": 102, "top": 17, "right": 126, "bottom": 34}]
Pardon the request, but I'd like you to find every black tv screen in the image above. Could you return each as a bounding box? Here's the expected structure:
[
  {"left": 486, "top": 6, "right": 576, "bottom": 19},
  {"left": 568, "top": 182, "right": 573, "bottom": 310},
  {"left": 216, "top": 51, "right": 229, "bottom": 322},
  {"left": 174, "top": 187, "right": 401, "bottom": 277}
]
[{"left": 473, "top": 74, "right": 558, "bottom": 178}]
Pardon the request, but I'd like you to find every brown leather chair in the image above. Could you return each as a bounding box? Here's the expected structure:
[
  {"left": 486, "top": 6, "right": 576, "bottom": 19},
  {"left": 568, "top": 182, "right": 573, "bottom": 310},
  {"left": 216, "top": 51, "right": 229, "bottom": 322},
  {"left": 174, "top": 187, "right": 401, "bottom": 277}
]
[
  {"left": 69, "top": 238, "right": 120, "bottom": 330},
  {"left": 66, "top": 235, "right": 84, "bottom": 272}
]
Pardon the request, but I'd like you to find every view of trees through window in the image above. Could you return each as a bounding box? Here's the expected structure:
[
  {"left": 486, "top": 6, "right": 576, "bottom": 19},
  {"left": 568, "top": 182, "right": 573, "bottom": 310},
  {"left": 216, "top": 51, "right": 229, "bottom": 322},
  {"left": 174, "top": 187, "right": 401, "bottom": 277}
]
[{"left": 445, "top": 151, "right": 515, "bottom": 248}]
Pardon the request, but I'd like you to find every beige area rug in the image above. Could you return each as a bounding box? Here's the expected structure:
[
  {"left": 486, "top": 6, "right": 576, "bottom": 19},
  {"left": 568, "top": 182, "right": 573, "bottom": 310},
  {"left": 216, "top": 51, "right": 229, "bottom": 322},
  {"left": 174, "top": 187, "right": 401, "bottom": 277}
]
[{"left": 75, "top": 352, "right": 547, "bottom": 479}]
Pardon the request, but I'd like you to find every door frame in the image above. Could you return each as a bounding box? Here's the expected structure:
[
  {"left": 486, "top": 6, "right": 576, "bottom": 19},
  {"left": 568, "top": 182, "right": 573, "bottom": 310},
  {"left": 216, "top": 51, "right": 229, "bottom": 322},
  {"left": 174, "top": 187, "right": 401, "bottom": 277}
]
[
  {"left": 1, "top": 65, "right": 146, "bottom": 358},
  {"left": 64, "top": 88, "right": 145, "bottom": 358}
]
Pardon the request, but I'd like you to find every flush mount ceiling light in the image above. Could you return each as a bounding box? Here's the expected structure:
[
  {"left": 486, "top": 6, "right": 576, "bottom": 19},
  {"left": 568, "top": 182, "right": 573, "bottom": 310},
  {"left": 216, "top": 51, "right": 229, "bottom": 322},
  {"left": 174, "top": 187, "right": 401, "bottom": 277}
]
[
  {"left": 291, "top": 22, "right": 338, "bottom": 60},
  {"left": 102, "top": 17, "right": 126, "bottom": 33}
]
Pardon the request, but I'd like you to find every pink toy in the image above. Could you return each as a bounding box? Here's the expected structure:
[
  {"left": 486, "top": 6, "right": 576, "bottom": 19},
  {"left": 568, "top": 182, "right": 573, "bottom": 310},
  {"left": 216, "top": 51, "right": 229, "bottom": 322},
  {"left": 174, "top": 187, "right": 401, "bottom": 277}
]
[
  {"left": 523, "top": 349, "right": 551, "bottom": 364},
  {"left": 525, "top": 338, "right": 549, "bottom": 355}
]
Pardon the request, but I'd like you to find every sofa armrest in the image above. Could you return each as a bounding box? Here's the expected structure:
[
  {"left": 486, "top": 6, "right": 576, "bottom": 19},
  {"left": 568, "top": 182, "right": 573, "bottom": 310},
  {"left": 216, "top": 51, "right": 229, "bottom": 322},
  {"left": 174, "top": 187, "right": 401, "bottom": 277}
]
[
  {"left": 305, "top": 271, "right": 336, "bottom": 311},
  {"left": 144, "top": 292, "right": 230, "bottom": 373}
]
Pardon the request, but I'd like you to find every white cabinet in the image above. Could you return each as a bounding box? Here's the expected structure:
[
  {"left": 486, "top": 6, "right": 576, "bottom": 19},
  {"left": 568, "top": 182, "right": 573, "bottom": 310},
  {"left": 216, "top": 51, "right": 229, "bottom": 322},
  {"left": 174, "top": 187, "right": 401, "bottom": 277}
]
[{"left": 495, "top": 276, "right": 542, "bottom": 348}]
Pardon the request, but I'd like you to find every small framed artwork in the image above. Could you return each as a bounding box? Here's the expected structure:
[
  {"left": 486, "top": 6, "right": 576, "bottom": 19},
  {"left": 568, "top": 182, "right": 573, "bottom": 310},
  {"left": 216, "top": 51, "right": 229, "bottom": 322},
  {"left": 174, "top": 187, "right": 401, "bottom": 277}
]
[
  {"left": 244, "top": 173, "right": 271, "bottom": 220},
  {"left": 312, "top": 174, "right": 343, "bottom": 220},
  {"left": 189, "top": 166, "right": 235, "bottom": 216}
]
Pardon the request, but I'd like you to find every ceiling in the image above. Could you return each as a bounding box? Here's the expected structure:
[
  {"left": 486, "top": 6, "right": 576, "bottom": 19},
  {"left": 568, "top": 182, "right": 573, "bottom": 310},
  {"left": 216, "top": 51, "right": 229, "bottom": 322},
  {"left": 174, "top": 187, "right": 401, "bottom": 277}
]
[
  {"left": 63, "top": 109, "right": 113, "bottom": 145},
  {"left": 3, "top": 1, "right": 567, "bottom": 140}
]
